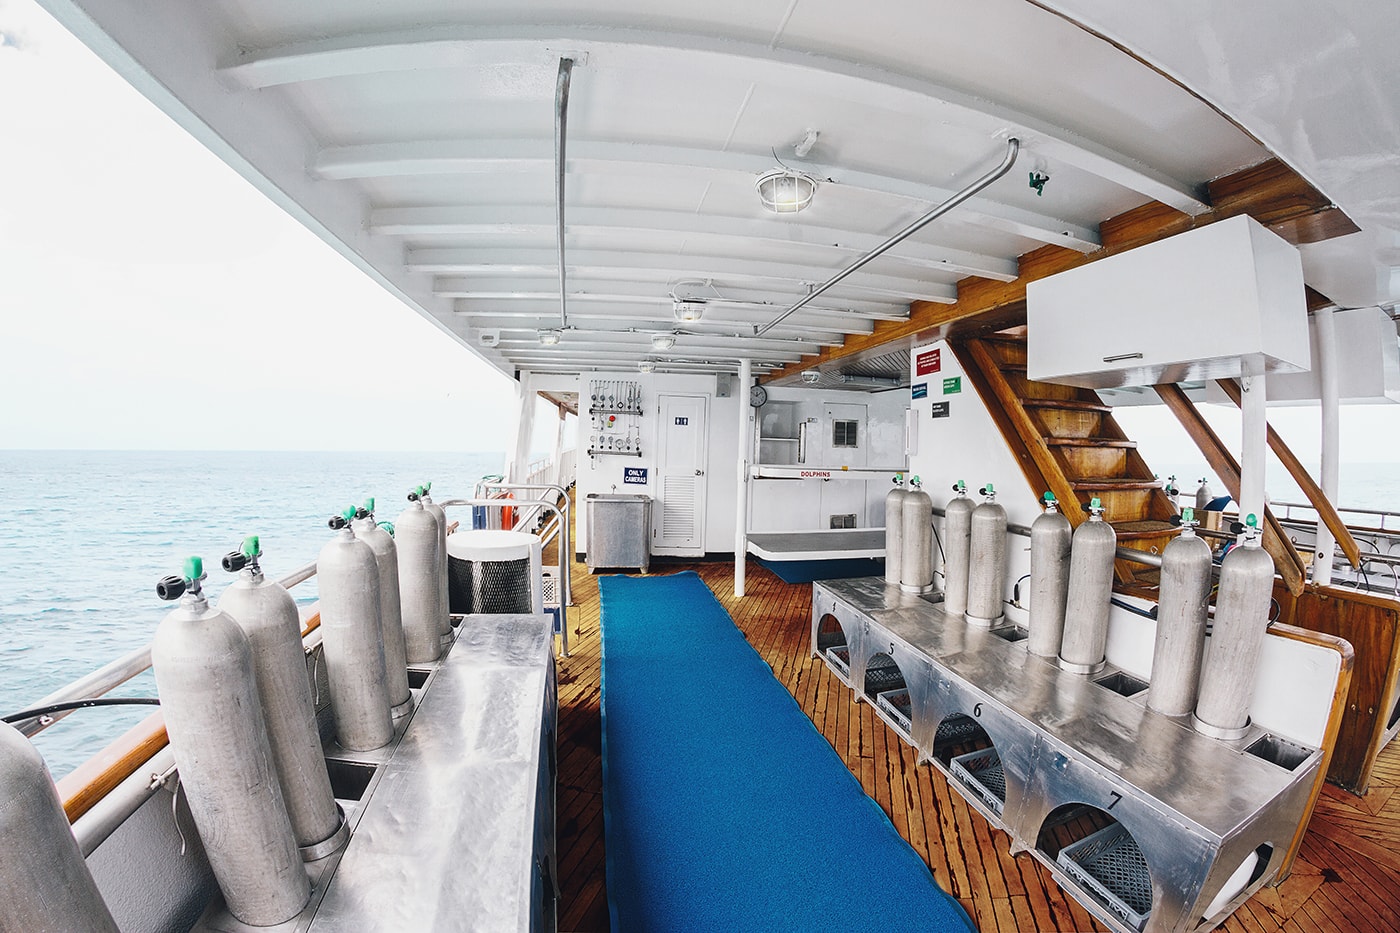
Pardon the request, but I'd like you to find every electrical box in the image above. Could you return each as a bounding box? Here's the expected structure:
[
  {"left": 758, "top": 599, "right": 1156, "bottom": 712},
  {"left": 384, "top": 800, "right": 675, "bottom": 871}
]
[{"left": 1027, "top": 215, "right": 1309, "bottom": 389}]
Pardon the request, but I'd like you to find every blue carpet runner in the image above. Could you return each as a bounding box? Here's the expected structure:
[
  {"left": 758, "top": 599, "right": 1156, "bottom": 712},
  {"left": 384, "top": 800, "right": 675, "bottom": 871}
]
[{"left": 599, "top": 571, "right": 975, "bottom": 932}]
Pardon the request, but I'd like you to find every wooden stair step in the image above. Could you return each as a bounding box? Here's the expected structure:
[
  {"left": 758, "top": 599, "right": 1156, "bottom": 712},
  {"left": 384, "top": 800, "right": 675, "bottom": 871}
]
[
  {"left": 1111, "top": 520, "right": 1177, "bottom": 540},
  {"left": 1022, "top": 398, "right": 1111, "bottom": 414},
  {"left": 1072, "top": 478, "right": 1165, "bottom": 491},
  {"left": 1044, "top": 437, "right": 1137, "bottom": 449}
]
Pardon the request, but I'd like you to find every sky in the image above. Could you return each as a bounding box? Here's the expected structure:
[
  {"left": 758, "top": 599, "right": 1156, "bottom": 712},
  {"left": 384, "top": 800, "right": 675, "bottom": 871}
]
[
  {"left": 1, "top": 1, "right": 1397, "bottom": 465},
  {"left": 0, "top": 1, "right": 531, "bottom": 453}
]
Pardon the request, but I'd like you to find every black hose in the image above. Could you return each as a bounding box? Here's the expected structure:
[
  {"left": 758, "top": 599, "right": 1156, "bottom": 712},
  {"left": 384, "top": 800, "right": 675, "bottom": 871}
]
[
  {"left": 3, "top": 697, "right": 161, "bottom": 725},
  {"left": 1110, "top": 597, "right": 1157, "bottom": 620}
]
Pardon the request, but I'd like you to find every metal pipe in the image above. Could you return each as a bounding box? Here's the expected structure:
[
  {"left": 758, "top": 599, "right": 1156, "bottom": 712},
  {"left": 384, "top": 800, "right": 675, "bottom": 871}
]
[
  {"left": 554, "top": 57, "right": 575, "bottom": 328},
  {"left": 1314, "top": 308, "right": 1340, "bottom": 585},
  {"left": 72, "top": 745, "right": 176, "bottom": 856},
  {"left": 736, "top": 358, "right": 752, "bottom": 598},
  {"left": 475, "top": 482, "right": 573, "bottom": 608},
  {"left": 754, "top": 138, "right": 1019, "bottom": 337},
  {"left": 438, "top": 496, "right": 571, "bottom": 657},
  {"left": 1238, "top": 367, "right": 1268, "bottom": 538}
]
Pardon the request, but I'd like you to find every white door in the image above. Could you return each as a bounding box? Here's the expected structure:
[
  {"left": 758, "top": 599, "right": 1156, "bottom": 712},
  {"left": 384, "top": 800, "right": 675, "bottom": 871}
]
[
  {"left": 821, "top": 402, "right": 867, "bottom": 528},
  {"left": 654, "top": 395, "right": 708, "bottom": 555}
]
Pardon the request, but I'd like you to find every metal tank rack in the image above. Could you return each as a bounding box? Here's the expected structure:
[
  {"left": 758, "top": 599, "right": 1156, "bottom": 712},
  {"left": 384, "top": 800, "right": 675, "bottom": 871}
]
[{"left": 811, "top": 578, "right": 1324, "bottom": 933}]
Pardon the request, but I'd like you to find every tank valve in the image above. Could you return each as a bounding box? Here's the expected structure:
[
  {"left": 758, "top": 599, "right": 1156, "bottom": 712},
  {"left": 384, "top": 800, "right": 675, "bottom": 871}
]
[
  {"left": 363, "top": 497, "right": 376, "bottom": 516},
  {"left": 408, "top": 485, "right": 424, "bottom": 503},
  {"left": 891, "top": 472, "right": 904, "bottom": 487},
  {"left": 1228, "top": 513, "right": 1262, "bottom": 542},
  {"left": 157, "top": 556, "right": 205, "bottom": 601},
  {"left": 328, "top": 506, "right": 356, "bottom": 531},
  {"left": 1085, "top": 496, "right": 1105, "bottom": 518},
  {"left": 979, "top": 482, "right": 997, "bottom": 501},
  {"left": 1042, "top": 491, "right": 1059, "bottom": 512},
  {"left": 221, "top": 535, "right": 262, "bottom": 573},
  {"left": 952, "top": 480, "right": 967, "bottom": 495},
  {"left": 378, "top": 521, "right": 395, "bottom": 538},
  {"left": 907, "top": 474, "right": 922, "bottom": 490}
]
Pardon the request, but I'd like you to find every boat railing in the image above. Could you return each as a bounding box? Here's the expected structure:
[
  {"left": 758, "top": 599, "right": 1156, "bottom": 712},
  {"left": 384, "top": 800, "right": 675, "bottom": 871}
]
[
  {"left": 1272, "top": 498, "right": 1400, "bottom": 537},
  {"left": 11, "top": 560, "right": 321, "bottom": 741}
]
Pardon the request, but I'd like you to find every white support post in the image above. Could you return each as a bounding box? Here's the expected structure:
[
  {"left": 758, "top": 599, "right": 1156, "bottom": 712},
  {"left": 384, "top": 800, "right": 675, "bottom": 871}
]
[
  {"left": 735, "top": 360, "right": 752, "bottom": 598},
  {"left": 1313, "top": 309, "right": 1340, "bottom": 585},
  {"left": 551, "top": 404, "right": 567, "bottom": 489},
  {"left": 1238, "top": 366, "right": 1268, "bottom": 537},
  {"left": 507, "top": 371, "right": 537, "bottom": 484}
]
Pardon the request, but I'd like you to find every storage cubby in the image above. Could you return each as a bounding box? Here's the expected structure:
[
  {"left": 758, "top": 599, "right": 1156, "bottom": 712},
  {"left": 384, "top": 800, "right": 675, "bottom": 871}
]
[{"left": 1039, "top": 804, "right": 1153, "bottom": 932}]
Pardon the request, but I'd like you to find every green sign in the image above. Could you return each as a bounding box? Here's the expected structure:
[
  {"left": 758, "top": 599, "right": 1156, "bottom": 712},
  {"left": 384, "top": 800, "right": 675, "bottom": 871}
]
[{"left": 942, "top": 376, "right": 962, "bottom": 395}]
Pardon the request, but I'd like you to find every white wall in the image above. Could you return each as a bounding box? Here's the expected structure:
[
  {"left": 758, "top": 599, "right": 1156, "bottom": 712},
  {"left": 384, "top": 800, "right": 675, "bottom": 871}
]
[
  {"left": 569, "top": 371, "right": 738, "bottom": 556},
  {"left": 749, "top": 385, "right": 908, "bottom": 533}
]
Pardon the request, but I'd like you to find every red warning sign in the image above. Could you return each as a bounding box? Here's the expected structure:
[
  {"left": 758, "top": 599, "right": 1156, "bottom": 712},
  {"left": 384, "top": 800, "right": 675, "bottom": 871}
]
[{"left": 915, "top": 347, "right": 942, "bottom": 376}]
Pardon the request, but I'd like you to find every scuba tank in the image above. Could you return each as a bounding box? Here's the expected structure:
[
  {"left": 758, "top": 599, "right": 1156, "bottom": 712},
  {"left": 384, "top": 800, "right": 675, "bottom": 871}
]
[
  {"left": 1027, "top": 492, "right": 1072, "bottom": 659},
  {"left": 396, "top": 490, "right": 443, "bottom": 663},
  {"left": 352, "top": 500, "right": 413, "bottom": 719}
]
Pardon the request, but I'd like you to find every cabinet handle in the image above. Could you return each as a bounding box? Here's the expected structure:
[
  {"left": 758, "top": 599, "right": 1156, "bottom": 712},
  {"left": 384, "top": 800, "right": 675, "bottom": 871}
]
[{"left": 1102, "top": 351, "right": 1144, "bottom": 363}]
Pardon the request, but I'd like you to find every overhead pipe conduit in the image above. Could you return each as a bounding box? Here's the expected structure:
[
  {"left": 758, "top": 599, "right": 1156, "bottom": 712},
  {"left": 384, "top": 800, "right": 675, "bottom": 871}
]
[
  {"left": 555, "top": 57, "right": 575, "bottom": 329},
  {"left": 755, "top": 138, "right": 1020, "bottom": 338}
]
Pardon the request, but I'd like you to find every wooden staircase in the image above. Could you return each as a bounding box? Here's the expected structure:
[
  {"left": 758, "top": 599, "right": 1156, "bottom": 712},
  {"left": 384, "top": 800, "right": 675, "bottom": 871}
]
[{"left": 955, "top": 335, "right": 1182, "bottom": 589}]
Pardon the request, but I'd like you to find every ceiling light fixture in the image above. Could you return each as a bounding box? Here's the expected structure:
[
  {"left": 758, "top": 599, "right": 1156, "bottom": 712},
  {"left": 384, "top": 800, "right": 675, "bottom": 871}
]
[
  {"left": 673, "top": 299, "right": 706, "bottom": 323},
  {"left": 651, "top": 333, "right": 677, "bottom": 351},
  {"left": 537, "top": 328, "right": 562, "bottom": 346},
  {"left": 638, "top": 360, "right": 656, "bottom": 373},
  {"left": 801, "top": 369, "right": 821, "bottom": 385},
  {"left": 756, "top": 167, "right": 817, "bottom": 213}
]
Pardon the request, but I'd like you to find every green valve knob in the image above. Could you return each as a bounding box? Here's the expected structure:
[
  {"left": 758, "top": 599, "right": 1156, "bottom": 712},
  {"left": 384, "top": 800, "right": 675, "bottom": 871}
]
[
  {"left": 1090, "top": 497, "right": 1102, "bottom": 510},
  {"left": 364, "top": 497, "right": 375, "bottom": 513},
  {"left": 378, "top": 521, "right": 395, "bottom": 537},
  {"left": 1246, "top": 513, "right": 1258, "bottom": 527},
  {"left": 414, "top": 485, "right": 425, "bottom": 496},
  {"left": 985, "top": 483, "right": 995, "bottom": 494},
  {"left": 241, "top": 535, "right": 261, "bottom": 558},
  {"left": 341, "top": 506, "right": 357, "bottom": 523},
  {"left": 1182, "top": 507, "right": 1195, "bottom": 522},
  {"left": 183, "top": 556, "right": 203, "bottom": 582},
  {"left": 1043, "top": 491, "right": 1055, "bottom": 502},
  {"left": 423, "top": 481, "right": 432, "bottom": 493}
]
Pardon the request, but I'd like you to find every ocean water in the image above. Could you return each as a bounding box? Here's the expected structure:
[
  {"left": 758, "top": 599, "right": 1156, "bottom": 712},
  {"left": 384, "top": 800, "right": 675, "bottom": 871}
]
[{"left": 0, "top": 449, "right": 502, "bottom": 778}]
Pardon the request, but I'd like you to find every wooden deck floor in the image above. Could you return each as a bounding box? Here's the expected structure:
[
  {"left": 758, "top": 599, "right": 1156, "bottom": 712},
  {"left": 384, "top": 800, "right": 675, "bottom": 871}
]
[{"left": 550, "top": 544, "right": 1400, "bottom": 932}]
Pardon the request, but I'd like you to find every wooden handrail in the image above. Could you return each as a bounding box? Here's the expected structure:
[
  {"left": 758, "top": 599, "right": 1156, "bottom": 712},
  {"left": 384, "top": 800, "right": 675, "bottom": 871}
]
[
  {"left": 57, "top": 711, "right": 167, "bottom": 823},
  {"left": 1154, "top": 383, "right": 1307, "bottom": 595},
  {"left": 1215, "top": 377, "right": 1362, "bottom": 568},
  {"left": 1267, "top": 623, "right": 1353, "bottom": 881}
]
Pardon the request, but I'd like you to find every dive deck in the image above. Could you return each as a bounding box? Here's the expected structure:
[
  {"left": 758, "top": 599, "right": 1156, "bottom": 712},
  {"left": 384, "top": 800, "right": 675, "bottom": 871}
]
[{"left": 549, "top": 522, "right": 1400, "bottom": 932}]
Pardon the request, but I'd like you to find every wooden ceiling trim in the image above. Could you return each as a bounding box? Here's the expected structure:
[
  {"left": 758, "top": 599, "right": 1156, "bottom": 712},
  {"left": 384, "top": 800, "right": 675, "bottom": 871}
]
[{"left": 763, "top": 159, "right": 1354, "bottom": 383}]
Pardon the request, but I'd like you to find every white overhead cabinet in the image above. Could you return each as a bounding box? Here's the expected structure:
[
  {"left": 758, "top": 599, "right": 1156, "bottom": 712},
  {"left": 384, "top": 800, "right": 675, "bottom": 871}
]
[{"left": 1026, "top": 215, "right": 1310, "bottom": 388}]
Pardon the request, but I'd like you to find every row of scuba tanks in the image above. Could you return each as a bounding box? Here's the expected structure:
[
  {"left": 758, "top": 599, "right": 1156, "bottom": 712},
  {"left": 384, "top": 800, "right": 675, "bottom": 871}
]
[
  {"left": 0, "top": 485, "right": 454, "bottom": 932},
  {"left": 885, "top": 476, "right": 1275, "bottom": 739}
]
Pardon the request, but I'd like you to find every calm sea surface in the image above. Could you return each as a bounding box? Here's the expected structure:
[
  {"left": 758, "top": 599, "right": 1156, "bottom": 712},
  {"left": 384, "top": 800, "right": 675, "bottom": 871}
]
[
  {"left": 0, "top": 449, "right": 501, "bottom": 777},
  {"left": 3, "top": 450, "right": 1399, "bottom": 778}
]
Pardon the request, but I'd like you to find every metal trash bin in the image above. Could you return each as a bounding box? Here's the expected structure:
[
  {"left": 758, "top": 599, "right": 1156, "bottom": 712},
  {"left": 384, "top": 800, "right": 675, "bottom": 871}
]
[
  {"left": 445, "top": 530, "right": 543, "bottom": 614},
  {"left": 585, "top": 494, "right": 651, "bottom": 574}
]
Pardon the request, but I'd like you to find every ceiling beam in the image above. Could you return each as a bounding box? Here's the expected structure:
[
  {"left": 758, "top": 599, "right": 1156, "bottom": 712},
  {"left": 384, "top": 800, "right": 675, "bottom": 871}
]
[
  {"left": 432, "top": 278, "right": 906, "bottom": 317},
  {"left": 225, "top": 25, "right": 1207, "bottom": 214},
  {"left": 460, "top": 311, "right": 853, "bottom": 346},
  {"left": 764, "top": 159, "right": 1358, "bottom": 382},
  {"left": 407, "top": 248, "right": 958, "bottom": 303},
  {"left": 371, "top": 205, "right": 1020, "bottom": 281},
  {"left": 324, "top": 139, "right": 1100, "bottom": 251}
]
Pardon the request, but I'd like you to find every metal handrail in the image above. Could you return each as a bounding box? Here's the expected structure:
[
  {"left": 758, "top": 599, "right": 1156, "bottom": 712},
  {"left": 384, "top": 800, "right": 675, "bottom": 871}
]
[
  {"left": 12, "top": 561, "right": 319, "bottom": 737},
  {"left": 475, "top": 481, "right": 574, "bottom": 609},
  {"left": 1272, "top": 498, "right": 1400, "bottom": 532},
  {"left": 438, "top": 495, "right": 572, "bottom": 658}
]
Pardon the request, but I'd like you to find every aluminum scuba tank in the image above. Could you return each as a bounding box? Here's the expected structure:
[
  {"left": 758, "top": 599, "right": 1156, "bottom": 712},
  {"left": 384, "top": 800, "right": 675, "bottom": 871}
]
[
  {"left": 884, "top": 474, "right": 907, "bottom": 586},
  {"left": 352, "top": 500, "right": 412, "bottom": 719},
  {"left": 317, "top": 509, "right": 394, "bottom": 751},
  {"left": 941, "top": 481, "right": 974, "bottom": 615},
  {"left": 1147, "top": 509, "right": 1214, "bottom": 716},
  {"left": 217, "top": 536, "right": 345, "bottom": 859},
  {"left": 420, "top": 482, "right": 451, "bottom": 639},
  {"left": 1027, "top": 492, "right": 1073, "bottom": 658},
  {"left": 397, "top": 490, "right": 444, "bottom": 663},
  {"left": 1195, "top": 478, "right": 1215, "bottom": 511},
  {"left": 899, "top": 476, "right": 934, "bottom": 593},
  {"left": 152, "top": 558, "right": 308, "bottom": 925},
  {"left": 1059, "top": 498, "right": 1117, "bottom": 674},
  {"left": 1194, "top": 515, "right": 1275, "bottom": 739},
  {"left": 0, "top": 721, "right": 120, "bottom": 932},
  {"left": 965, "top": 484, "right": 1008, "bottom": 627}
]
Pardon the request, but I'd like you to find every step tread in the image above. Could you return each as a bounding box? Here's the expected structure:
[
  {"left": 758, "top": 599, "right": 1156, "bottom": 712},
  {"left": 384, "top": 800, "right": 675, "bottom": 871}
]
[
  {"left": 1112, "top": 520, "right": 1179, "bottom": 541},
  {"left": 1022, "top": 398, "right": 1111, "bottom": 413},
  {"left": 1043, "top": 437, "right": 1137, "bottom": 448},
  {"left": 1071, "top": 478, "right": 1165, "bottom": 491}
]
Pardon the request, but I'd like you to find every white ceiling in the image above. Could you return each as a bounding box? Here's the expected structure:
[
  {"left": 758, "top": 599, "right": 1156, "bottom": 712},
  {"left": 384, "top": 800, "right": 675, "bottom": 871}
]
[{"left": 38, "top": 0, "right": 1395, "bottom": 379}]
